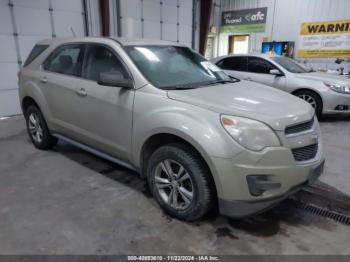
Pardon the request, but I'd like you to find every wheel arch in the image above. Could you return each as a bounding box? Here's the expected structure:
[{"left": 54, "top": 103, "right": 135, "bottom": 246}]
[
  {"left": 139, "top": 132, "right": 219, "bottom": 200},
  {"left": 22, "top": 96, "right": 40, "bottom": 113},
  {"left": 292, "top": 88, "right": 323, "bottom": 112},
  {"left": 20, "top": 81, "right": 53, "bottom": 128}
]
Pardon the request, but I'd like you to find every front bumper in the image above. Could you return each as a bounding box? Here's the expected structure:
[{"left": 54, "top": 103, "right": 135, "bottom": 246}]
[
  {"left": 219, "top": 160, "right": 324, "bottom": 217},
  {"left": 322, "top": 89, "right": 350, "bottom": 114},
  {"left": 219, "top": 182, "right": 305, "bottom": 218},
  {"left": 210, "top": 145, "right": 325, "bottom": 218}
]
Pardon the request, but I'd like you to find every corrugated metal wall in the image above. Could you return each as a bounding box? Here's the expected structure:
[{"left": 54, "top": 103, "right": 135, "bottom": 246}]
[
  {"left": 217, "top": 0, "right": 350, "bottom": 70},
  {"left": 114, "top": 0, "right": 195, "bottom": 47}
]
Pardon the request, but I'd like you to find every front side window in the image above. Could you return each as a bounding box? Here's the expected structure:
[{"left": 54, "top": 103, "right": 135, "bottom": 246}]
[
  {"left": 125, "top": 45, "right": 232, "bottom": 89},
  {"left": 248, "top": 57, "right": 276, "bottom": 74},
  {"left": 272, "top": 56, "right": 309, "bottom": 73},
  {"left": 218, "top": 57, "right": 248, "bottom": 71},
  {"left": 43, "top": 44, "right": 84, "bottom": 76},
  {"left": 82, "top": 45, "right": 130, "bottom": 82}
]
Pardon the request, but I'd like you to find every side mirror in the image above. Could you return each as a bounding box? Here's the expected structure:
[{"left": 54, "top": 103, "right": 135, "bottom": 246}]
[
  {"left": 98, "top": 71, "right": 133, "bottom": 88},
  {"left": 228, "top": 75, "right": 238, "bottom": 81},
  {"left": 269, "top": 69, "right": 284, "bottom": 77}
]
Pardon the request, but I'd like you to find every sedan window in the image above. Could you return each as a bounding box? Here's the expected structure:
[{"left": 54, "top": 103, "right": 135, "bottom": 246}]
[
  {"left": 272, "top": 56, "right": 309, "bottom": 73},
  {"left": 217, "top": 57, "right": 248, "bottom": 72},
  {"left": 247, "top": 57, "right": 276, "bottom": 74}
]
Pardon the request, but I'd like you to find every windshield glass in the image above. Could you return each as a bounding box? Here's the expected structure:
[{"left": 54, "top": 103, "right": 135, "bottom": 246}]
[
  {"left": 272, "top": 56, "right": 309, "bottom": 73},
  {"left": 125, "top": 45, "right": 233, "bottom": 89}
]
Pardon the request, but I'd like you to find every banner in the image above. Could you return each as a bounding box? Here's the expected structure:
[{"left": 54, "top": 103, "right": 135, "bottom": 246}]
[
  {"left": 298, "top": 19, "right": 350, "bottom": 58},
  {"left": 221, "top": 7, "right": 267, "bottom": 33}
]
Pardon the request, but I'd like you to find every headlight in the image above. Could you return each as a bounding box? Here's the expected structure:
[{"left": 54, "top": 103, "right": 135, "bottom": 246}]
[
  {"left": 220, "top": 115, "right": 280, "bottom": 151},
  {"left": 324, "top": 81, "right": 350, "bottom": 94}
]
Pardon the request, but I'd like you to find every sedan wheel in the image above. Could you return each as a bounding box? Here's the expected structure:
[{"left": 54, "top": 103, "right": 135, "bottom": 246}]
[
  {"left": 154, "top": 159, "right": 194, "bottom": 210},
  {"left": 298, "top": 94, "right": 317, "bottom": 109},
  {"left": 294, "top": 90, "right": 323, "bottom": 118}
]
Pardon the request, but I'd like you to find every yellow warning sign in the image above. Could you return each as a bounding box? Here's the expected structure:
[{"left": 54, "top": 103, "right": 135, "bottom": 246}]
[
  {"left": 298, "top": 19, "right": 350, "bottom": 58},
  {"left": 300, "top": 19, "right": 350, "bottom": 35}
]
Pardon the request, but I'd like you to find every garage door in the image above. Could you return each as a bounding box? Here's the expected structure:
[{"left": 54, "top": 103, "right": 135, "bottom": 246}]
[
  {"left": 0, "top": 0, "right": 86, "bottom": 117},
  {"left": 120, "top": 0, "right": 193, "bottom": 47}
]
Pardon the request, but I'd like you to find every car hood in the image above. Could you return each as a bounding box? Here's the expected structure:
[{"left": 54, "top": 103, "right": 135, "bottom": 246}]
[
  {"left": 167, "top": 81, "right": 314, "bottom": 131},
  {"left": 296, "top": 72, "right": 350, "bottom": 85}
]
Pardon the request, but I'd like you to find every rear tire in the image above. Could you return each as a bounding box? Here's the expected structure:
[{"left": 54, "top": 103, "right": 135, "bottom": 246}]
[
  {"left": 24, "top": 105, "right": 57, "bottom": 150},
  {"left": 294, "top": 90, "right": 322, "bottom": 118},
  {"left": 146, "top": 143, "right": 215, "bottom": 221}
]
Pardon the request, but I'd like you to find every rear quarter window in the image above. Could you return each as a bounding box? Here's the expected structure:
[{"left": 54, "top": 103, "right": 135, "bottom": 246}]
[{"left": 23, "top": 44, "right": 49, "bottom": 67}]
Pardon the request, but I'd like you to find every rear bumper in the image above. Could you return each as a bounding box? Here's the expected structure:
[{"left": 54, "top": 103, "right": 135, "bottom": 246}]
[{"left": 218, "top": 159, "right": 325, "bottom": 218}]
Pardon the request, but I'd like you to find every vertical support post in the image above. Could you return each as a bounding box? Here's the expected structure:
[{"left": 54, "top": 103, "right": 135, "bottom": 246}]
[
  {"left": 82, "top": 0, "right": 89, "bottom": 36},
  {"left": 8, "top": 0, "right": 22, "bottom": 69},
  {"left": 48, "top": 0, "right": 56, "bottom": 38},
  {"left": 160, "top": 1, "right": 163, "bottom": 40},
  {"left": 141, "top": 0, "right": 144, "bottom": 38},
  {"left": 116, "top": 0, "right": 122, "bottom": 37},
  {"left": 191, "top": 0, "right": 196, "bottom": 49},
  {"left": 199, "top": 0, "right": 212, "bottom": 55},
  {"left": 176, "top": 0, "right": 180, "bottom": 43},
  {"left": 99, "top": 0, "right": 110, "bottom": 36}
]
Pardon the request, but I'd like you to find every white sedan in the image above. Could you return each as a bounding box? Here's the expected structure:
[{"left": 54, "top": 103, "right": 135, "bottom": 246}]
[{"left": 212, "top": 54, "right": 350, "bottom": 117}]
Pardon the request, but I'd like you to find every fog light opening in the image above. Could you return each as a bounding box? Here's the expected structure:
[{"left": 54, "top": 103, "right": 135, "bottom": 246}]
[
  {"left": 246, "top": 175, "right": 281, "bottom": 196},
  {"left": 335, "top": 105, "right": 349, "bottom": 111}
]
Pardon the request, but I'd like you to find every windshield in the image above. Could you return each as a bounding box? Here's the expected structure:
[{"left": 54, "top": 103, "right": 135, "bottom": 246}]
[
  {"left": 272, "top": 56, "right": 309, "bottom": 74},
  {"left": 125, "top": 45, "right": 233, "bottom": 89}
]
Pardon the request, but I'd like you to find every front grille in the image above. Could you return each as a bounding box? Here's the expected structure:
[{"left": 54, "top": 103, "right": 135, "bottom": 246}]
[
  {"left": 292, "top": 144, "right": 318, "bottom": 162},
  {"left": 285, "top": 117, "right": 314, "bottom": 135}
]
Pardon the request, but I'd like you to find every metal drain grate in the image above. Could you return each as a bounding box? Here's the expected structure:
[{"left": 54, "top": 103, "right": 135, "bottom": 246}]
[{"left": 295, "top": 201, "right": 350, "bottom": 226}]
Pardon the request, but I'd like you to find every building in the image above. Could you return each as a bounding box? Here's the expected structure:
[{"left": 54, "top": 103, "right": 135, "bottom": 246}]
[
  {"left": 1, "top": 0, "right": 349, "bottom": 117},
  {"left": 206, "top": 0, "right": 350, "bottom": 71}
]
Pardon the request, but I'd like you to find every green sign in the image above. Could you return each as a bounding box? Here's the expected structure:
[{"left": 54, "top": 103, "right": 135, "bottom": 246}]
[
  {"left": 221, "top": 23, "right": 266, "bottom": 33},
  {"left": 221, "top": 7, "right": 267, "bottom": 33}
]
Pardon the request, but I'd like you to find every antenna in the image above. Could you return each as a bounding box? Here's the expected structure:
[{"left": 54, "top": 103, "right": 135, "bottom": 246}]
[{"left": 70, "top": 27, "right": 76, "bottom": 37}]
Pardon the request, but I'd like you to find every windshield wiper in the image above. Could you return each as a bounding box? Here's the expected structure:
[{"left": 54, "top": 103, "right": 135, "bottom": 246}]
[
  {"left": 161, "top": 78, "right": 239, "bottom": 90},
  {"left": 161, "top": 84, "right": 198, "bottom": 90},
  {"left": 203, "top": 79, "right": 236, "bottom": 86}
]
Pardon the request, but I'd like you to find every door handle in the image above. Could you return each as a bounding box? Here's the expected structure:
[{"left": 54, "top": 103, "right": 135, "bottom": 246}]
[
  {"left": 76, "top": 88, "right": 87, "bottom": 97},
  {"left": 40, "top": 77, "right": 48, "bottom": 83}
]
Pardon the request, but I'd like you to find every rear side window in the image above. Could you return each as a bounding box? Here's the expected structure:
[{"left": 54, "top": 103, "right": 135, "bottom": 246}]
[
  {"left": 217, "top": 57, "right": 247, "bottom": 71},
  {"left": 43, "top": 44, "right": 85, "bottom": 77},
  {"left": 23, "top": 44, "right": 49, "bottom": 67}
]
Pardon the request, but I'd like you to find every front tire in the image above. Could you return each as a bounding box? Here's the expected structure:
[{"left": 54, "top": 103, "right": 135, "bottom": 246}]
[
  {"left": 294, "top": 90, "right": 323, "bottom": 118},
  {"left": 146, "top": 143, "right": 215, "bottom": 221},
  {"left": 24, "top": 105, "right": 57, "bottom": 150}
]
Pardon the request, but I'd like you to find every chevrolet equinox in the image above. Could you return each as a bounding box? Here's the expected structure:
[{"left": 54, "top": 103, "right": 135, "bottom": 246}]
[{"left": 19, "top": 37, "right": 325, "bottom": 221}]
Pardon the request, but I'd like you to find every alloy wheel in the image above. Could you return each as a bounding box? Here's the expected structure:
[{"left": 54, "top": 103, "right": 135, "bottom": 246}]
[
  {"left": 298, "top": 94, "right": 317, "bottom": 109},
  {"left": 28, "top": 112, "right": 43, "bottom": 143},
  {"left": 154, "top": 159, "right": 194, "bottom": 210}
]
